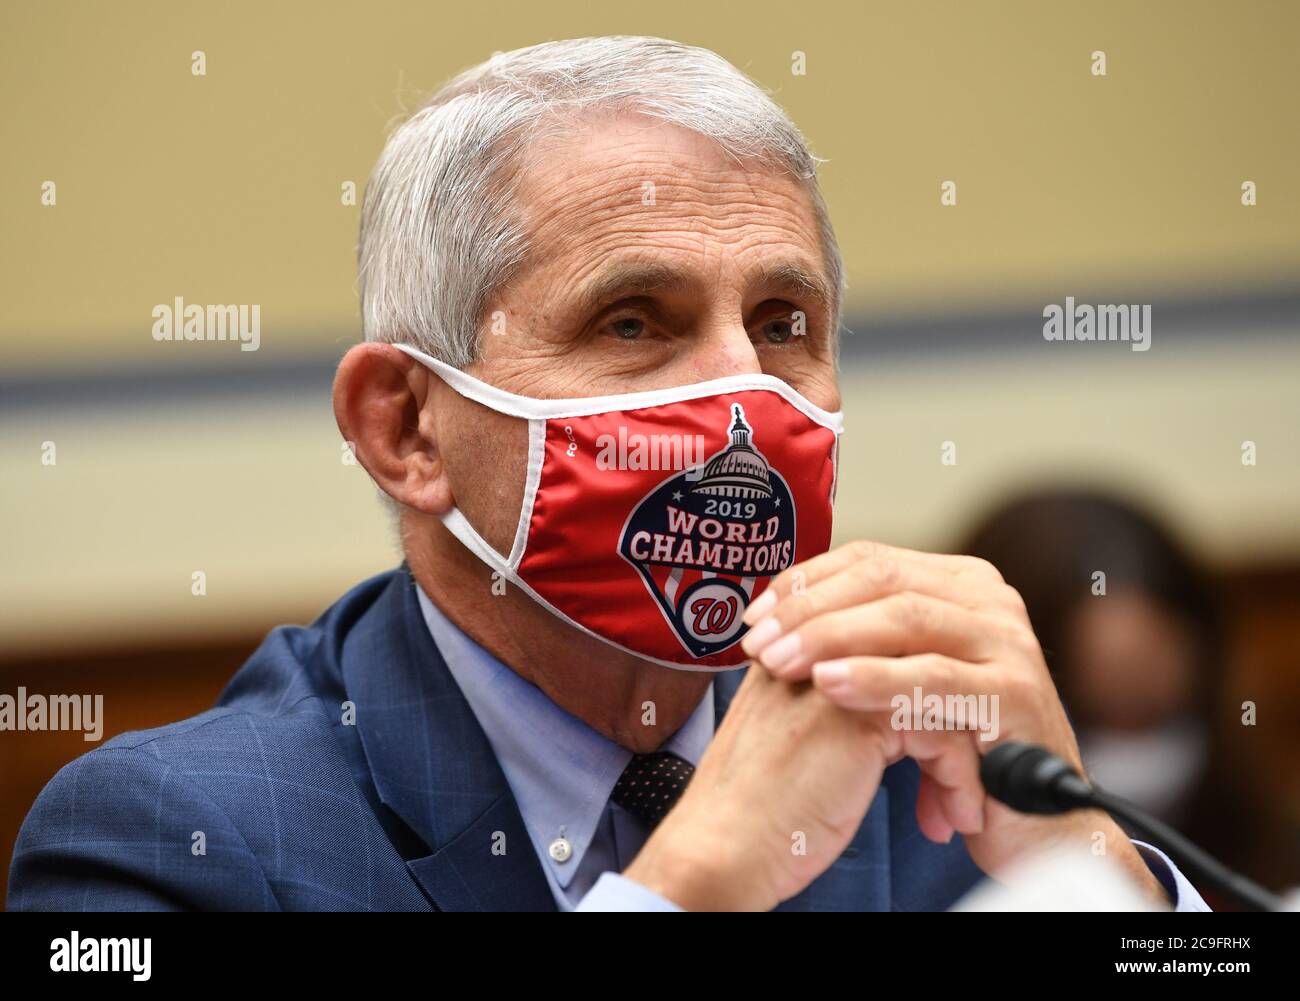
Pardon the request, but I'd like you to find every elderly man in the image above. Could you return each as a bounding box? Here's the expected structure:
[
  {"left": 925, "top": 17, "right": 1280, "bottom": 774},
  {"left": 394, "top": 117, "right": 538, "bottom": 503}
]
[{"left": 9, "top": 36, "right": 1206, "bottom": 912}]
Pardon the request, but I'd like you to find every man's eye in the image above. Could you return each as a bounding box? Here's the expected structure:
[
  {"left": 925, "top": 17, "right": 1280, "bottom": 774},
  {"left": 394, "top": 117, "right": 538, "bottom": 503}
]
[
  {"left": 610, "top": 317, "right": 645, "bottom": 340},
  {"left": 760, "top": 318, "right": 794, "bottom": 344}
]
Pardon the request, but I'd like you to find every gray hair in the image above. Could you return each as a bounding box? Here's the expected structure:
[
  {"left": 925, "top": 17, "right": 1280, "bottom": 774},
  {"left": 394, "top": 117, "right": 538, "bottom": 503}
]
[{"left": 357, "top": 36, "right": 845, "bottom": 368}]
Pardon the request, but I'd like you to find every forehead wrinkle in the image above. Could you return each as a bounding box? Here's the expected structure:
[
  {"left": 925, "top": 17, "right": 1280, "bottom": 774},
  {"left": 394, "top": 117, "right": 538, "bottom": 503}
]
[
  {"left": 528, "top": 200, "right": 821, "bottom": 297},
  {"left": 511, "top": 140, "right": 833, "bottom": 318},
  {"left": 521, "top": 154, "right": 815, "bottom": 238}
]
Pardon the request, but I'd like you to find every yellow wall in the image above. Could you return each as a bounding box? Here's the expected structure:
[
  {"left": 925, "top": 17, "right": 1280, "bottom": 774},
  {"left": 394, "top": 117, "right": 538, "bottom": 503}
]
[{"left": 2, "top": 0, "right": 1297, "bottom": 368}]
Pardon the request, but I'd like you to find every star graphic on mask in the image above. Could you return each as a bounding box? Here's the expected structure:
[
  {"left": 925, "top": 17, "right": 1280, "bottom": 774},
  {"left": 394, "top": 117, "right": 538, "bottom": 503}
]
[
  {"left": 774, "top": 497, "right": 781, "bottom": 507},
  {"left": 672, "top": 491, "right": 683, "bottom": 501}
]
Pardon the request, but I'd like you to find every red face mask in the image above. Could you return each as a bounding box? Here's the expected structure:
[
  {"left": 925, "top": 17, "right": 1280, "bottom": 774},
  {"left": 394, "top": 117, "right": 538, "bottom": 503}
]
[{"left": 395, "top": 343, "right": 843, "bottom": 671}]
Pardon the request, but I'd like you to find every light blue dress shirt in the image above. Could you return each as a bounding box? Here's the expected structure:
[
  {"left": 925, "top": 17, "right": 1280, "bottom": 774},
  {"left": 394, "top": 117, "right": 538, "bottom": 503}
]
[
  {"left": 417, "top": 586, "right": 701, "bottom": 910},
  {"left": 416, "top": 585, "right": 1210, "bottom": 912}
]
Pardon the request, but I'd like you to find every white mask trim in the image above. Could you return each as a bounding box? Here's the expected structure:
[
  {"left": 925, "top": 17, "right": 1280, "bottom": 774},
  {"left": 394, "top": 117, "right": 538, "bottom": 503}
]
[
  {"left": 440, "top": 419, "right": 543, "bottom": 575},
  {"left": 392, "top": 341, "right": 845, "bottom": 433},
  {"left": 509, "top": 418, "right": 546, "bottom": 569}
]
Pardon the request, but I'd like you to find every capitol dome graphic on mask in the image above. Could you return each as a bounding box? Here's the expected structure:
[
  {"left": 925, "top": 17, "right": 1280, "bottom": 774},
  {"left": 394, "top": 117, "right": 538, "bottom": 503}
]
[
  {"left": 690, "top": 405, "right": 773, "bottom": 499},
  {"left": 618, "top": 399, "right": 797, "bottom": 659}
]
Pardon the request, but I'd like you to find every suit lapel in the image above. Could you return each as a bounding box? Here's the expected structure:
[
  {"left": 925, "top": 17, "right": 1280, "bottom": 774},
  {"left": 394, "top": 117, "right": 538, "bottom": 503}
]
[
  {"left": 341, "top": 569, "right": 556, "bottom": 912},
  {"left": 714, "top": 664, "right": 894, "bottom": 912}
]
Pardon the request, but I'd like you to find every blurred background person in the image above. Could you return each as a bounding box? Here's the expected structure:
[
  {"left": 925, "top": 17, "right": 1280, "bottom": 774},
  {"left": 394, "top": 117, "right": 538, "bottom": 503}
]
[{"left": 959, "top": 491, "right": 1286, "bottom": 909}]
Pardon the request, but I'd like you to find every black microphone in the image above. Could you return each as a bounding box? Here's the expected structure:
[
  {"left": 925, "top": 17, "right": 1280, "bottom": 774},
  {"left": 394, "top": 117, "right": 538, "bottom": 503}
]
[{"left": 980, "top": 741, "right": 1282, "bottom": 912}]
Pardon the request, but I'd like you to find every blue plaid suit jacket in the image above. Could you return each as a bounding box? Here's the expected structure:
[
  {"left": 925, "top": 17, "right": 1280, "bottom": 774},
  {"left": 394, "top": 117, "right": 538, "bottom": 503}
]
[{"left": 8, "top": 567, "right": 987, "bottom": 911}]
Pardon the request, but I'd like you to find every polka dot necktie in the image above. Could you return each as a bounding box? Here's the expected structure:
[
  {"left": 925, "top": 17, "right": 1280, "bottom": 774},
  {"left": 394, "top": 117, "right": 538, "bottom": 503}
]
[{"left": 610, "top": 750, "right": 696, "bottom": 830}]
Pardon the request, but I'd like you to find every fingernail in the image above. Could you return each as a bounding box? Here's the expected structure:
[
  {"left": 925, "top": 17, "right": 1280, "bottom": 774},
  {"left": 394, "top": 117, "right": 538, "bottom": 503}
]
[
  {"left": 812, "top": 659, "right": 851, "bottom": 690},
  {"left": 759, "top": 631, "right": 802, "bottom": 672},
  {"left": 743, "top": 588, "right": 778, "bottom": 625},
  {"left": 740, "top": 616, "right": 782, "bottom": 657}
]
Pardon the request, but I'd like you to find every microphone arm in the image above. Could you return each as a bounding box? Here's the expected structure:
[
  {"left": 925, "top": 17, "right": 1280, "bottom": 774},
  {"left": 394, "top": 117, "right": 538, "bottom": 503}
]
[{"left": 980, "top": 741, "right": 1282, "bottom": 912}]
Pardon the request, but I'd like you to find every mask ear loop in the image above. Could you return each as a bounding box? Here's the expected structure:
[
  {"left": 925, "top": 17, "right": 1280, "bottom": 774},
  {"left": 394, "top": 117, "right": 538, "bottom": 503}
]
[
  {"left": 390, "top": 342, "right": 546, "bottom": 577},
  {"left": 440, "top": 507, "right": 513, "bottom": 576},
  {"left": 391, "top": 342, "right": 538, "bottom": 420},
  {"left": 432, "top": 418, "right": 543, "bottom": 580}
]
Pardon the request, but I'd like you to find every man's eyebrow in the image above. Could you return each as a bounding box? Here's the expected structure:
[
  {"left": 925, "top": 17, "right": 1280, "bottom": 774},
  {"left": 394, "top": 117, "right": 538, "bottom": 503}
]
[
  {"left": 755, "top": 262, "right": 835, "bottom": 311},
  {"left": 574, "top": 263, "right": 692, "bottom": 314},
  {"left": 571, "top": 259, "right": 835, "bottom": 314}
]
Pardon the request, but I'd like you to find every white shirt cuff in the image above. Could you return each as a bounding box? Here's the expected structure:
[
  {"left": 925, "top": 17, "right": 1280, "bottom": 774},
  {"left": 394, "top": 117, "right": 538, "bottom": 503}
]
[
  {"left": 575, "top": 872, "right": 684, "bottom": 912},
  {"left": 1132, "top": 839, "right": 1213, "bottom": 911}
]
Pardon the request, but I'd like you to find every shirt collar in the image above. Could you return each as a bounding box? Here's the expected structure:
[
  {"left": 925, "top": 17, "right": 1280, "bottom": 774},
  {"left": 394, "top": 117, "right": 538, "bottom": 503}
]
[{"left": 415, "top": 585, "right": 715, "bottom": 890}]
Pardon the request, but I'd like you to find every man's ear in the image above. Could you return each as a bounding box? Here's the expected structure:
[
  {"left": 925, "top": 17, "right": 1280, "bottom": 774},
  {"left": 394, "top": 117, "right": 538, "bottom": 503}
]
[{"left": 332, "top": 342, "right": 454, "bottom": 515}]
